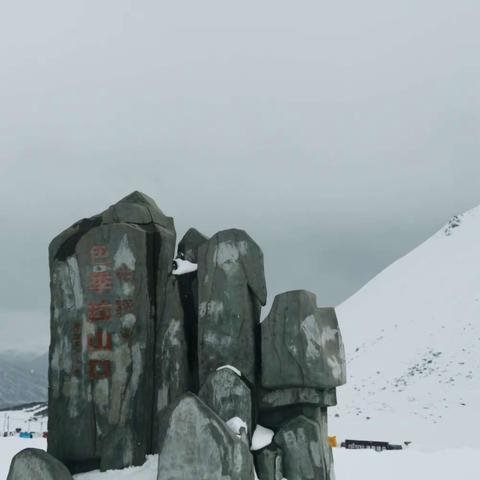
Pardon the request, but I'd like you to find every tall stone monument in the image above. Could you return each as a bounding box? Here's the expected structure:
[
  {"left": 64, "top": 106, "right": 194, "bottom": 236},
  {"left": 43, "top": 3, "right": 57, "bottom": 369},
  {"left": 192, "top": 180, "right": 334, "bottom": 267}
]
[
  {"left": 175, "top": 228, "right": 209, "bottom": 391},
  {"left": 33, "top": 192, "right": 348, "bottom": 480},
  {"left": 259, "top": 290, "right": 346, "bottom": 479},
  {"left": 197, "top": 229, "right": 267, "bottom": 385},
  {"left": 48, "top": 192, "right": 175, "bottom": 472}
]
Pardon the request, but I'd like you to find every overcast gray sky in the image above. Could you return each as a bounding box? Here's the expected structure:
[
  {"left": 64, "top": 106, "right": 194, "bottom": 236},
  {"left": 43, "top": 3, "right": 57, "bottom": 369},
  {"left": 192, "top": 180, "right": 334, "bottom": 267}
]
[{"left": 1, "top": 1, "right": 480, "bottom": 352}]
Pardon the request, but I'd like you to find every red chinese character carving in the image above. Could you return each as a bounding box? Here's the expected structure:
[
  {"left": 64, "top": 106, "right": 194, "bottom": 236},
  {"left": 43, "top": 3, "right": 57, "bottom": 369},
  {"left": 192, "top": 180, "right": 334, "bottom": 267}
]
[
  {"left": 115, "top": 299, "right": 134, "bottom": 318},
  {"left": 88, "top": 359, "right": 110, "bottom": 379},
  {"left": 115, "top": 265, "right": 134, "bottom": 282},
  {"left": 90, "top": 245, "right": 110, "bottom": 265},
  {"left": 87, "top": 329, "right": 112, "bottom": 351},
  {"left": 88, "top": 300, "right": 112, "bottom": 321},
  {"left": 88, "top": 271, "right": 113, "bottom": 294}
]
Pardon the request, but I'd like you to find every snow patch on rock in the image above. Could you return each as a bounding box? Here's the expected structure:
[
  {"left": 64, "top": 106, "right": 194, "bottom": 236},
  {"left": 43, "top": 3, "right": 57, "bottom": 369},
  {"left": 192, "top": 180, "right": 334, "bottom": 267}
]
[
  {"left": 226, "top": 416, "right": 248, "bottom": 436},
  {"left": 172, "top": 258, "right": 198, "bottom": 275},
  {"left": 251, "top": 424, "right": 274, "bottom": 451},
  {"left": 216, "top": 364, "right": 241, "bottom": 377}
]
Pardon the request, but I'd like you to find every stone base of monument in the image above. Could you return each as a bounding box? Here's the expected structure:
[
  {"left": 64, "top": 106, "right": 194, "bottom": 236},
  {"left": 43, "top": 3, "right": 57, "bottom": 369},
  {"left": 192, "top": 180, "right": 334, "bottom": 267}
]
[{"left": 4, "top": 193, "right": 347, "bottom": 479}]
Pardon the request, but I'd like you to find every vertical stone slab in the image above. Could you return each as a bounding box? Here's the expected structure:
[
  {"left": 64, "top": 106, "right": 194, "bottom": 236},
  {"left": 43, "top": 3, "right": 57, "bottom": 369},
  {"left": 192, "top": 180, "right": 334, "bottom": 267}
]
[
  {"left": 177, "top": 227, "right": 208, "bottom": 264},
  {"left": 197, "top": 229, "right": 267, "bottom": 385},
  {"left": 254, "top": 445, "right": 283, "bottom": 480},
  {"left": 198, "top": 367, "right": 253, "bottom": 436},
  {"left": 261, "top": 290, "right": 346, "bottom": 389},
  {"left": 154, "top": 275, "right": 191, "bottom": 428},
  {"left": 48, "top": 192, "right": 175, "bottom": 472},
  {"left": 175, "top": 228, "right": 208, "bottom": 392},
  {"left": 157, "top": 393, "right": 255, "bottom": 480},
  {"left": 316, "top": 407, "right": 335, "bottom": 480},
  {"left": 273, "top": 415, "right": 328, "bottom": 480}
]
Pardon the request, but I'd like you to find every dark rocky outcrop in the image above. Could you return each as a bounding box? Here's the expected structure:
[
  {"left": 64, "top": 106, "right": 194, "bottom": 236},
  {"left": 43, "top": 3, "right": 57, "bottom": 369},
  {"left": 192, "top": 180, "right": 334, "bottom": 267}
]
[
  {"left": 261, "top": 290, "right": 346, "bottom": 390},
  {"left": 197, "top": 229, "right": 267, "bottom": 385},
  {"left": 7, "top": 448, "right": 73, "bottom": 480},
  {"left": 154, "top": 276, "right": 191, "bottom": 437},
  {"left": 157, "top": 393, "right": 255, "bottom": 480},
  {"left": 198, "top": 367, "right": 253, "bottom": 437},
  {"left": 48, "top": 192, "right": 176, "bottom": 472}
]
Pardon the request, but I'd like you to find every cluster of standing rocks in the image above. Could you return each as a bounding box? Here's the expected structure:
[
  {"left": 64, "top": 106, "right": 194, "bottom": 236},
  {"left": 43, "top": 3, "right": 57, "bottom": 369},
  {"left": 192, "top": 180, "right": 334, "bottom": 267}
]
[{"left": 7, "top": 192, "right": 347, "bottom": 480}]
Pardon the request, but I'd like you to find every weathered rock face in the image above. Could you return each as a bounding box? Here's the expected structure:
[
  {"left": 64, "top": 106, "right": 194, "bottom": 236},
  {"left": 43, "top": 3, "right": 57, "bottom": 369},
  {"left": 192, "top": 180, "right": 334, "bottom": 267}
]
[
  {"left": 261, "top": 290, "right": 346, "bottom": 390},
  {"left": 317, "top": 407, "right": 335, "bottom": 480},
  {"left": 259, "top": 387, "right": 337, "bottom": 409},
  {"left": 258, "top": 386, "right": 337, "bottom": 430},
  {"left": 177, "top": 227, "right": 208, "bottom": 263},
  {"left": 197, "top": 229, "right": 267, "bottom": 385},
  {"left": 48, "top": 192, "right": 176, "bottom": 472},
  {"left": 157, "top": 393, "right": 255, "bottom": 480},
  {"left": 254, "top": 445, "right": 283, "bottom": 480},
  {"left": 198, "top": 367, "right": 253, "bottom": 437},
  {"left": 154, "top": 275, "right": 191, "bottom": 437},
  {"left": 7, "top": 448, "right": 73, "bottom": 480},
  {"left": 258, "top": 404, "right": 316, "bottom": 431},
  {"left": 273, "top": 415, "right": 329, "bottom": 480},
  {"left": 175, "top": 228, "right": 208, "bottom": 392}
]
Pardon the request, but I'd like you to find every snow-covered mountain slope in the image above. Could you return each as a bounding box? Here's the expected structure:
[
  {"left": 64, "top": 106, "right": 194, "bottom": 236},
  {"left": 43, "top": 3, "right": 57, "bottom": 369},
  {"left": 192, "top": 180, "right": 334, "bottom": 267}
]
[
  {"left": 0, "top": 402, "right": 48, "bottom": 434},
  {"left": 0, "top": 352, "right": 48, "bottom": 409},
  {"left": 330, "top": 207, "right": 480, "bottom": 450}
]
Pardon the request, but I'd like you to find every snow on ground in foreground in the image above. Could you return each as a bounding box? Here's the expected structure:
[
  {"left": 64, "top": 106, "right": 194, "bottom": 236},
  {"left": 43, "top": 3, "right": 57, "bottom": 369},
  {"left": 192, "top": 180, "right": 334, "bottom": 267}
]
[
  {"left": 1, "top": 437, "right": 479, "bottom": 479},
  {"left": 333, "top": 447, "right": 479, "bottom": 479},
  {"left": 74, "top": 454, "right": 159, "bottom": 480}
]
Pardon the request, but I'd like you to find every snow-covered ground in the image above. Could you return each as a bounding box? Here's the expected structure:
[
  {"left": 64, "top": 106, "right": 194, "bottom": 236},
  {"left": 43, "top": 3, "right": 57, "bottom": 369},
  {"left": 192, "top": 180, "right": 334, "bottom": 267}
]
[
  {"left": 1, "top": 437, "right": 479, "bottom": 479},
  {"left": 72, "top": 448, "right": 480, "bottom": 479},
  {"left": 333, "top": 447, "right": 479, "bottom": 479},
  {"left": 74, "top": 454, "right": 159, "bottom": 480},
  {"left": 0, "top": 403, "right": 47, "bottom": 435},
  {"left": 331, "top": 207, "right": 480, "bottom": 451}
]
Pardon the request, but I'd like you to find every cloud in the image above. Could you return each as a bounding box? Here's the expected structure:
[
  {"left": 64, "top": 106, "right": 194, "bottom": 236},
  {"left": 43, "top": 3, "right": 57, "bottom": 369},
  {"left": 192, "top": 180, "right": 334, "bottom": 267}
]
[{"left": 0, "top": 1, "right": 479, "bottom": 351}]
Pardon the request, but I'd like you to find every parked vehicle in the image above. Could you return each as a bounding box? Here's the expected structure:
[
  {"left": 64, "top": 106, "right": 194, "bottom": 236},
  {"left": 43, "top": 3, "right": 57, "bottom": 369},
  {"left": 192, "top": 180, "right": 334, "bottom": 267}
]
[{"left": 341, "top": 439, "right": 403, "bottom": 451}]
